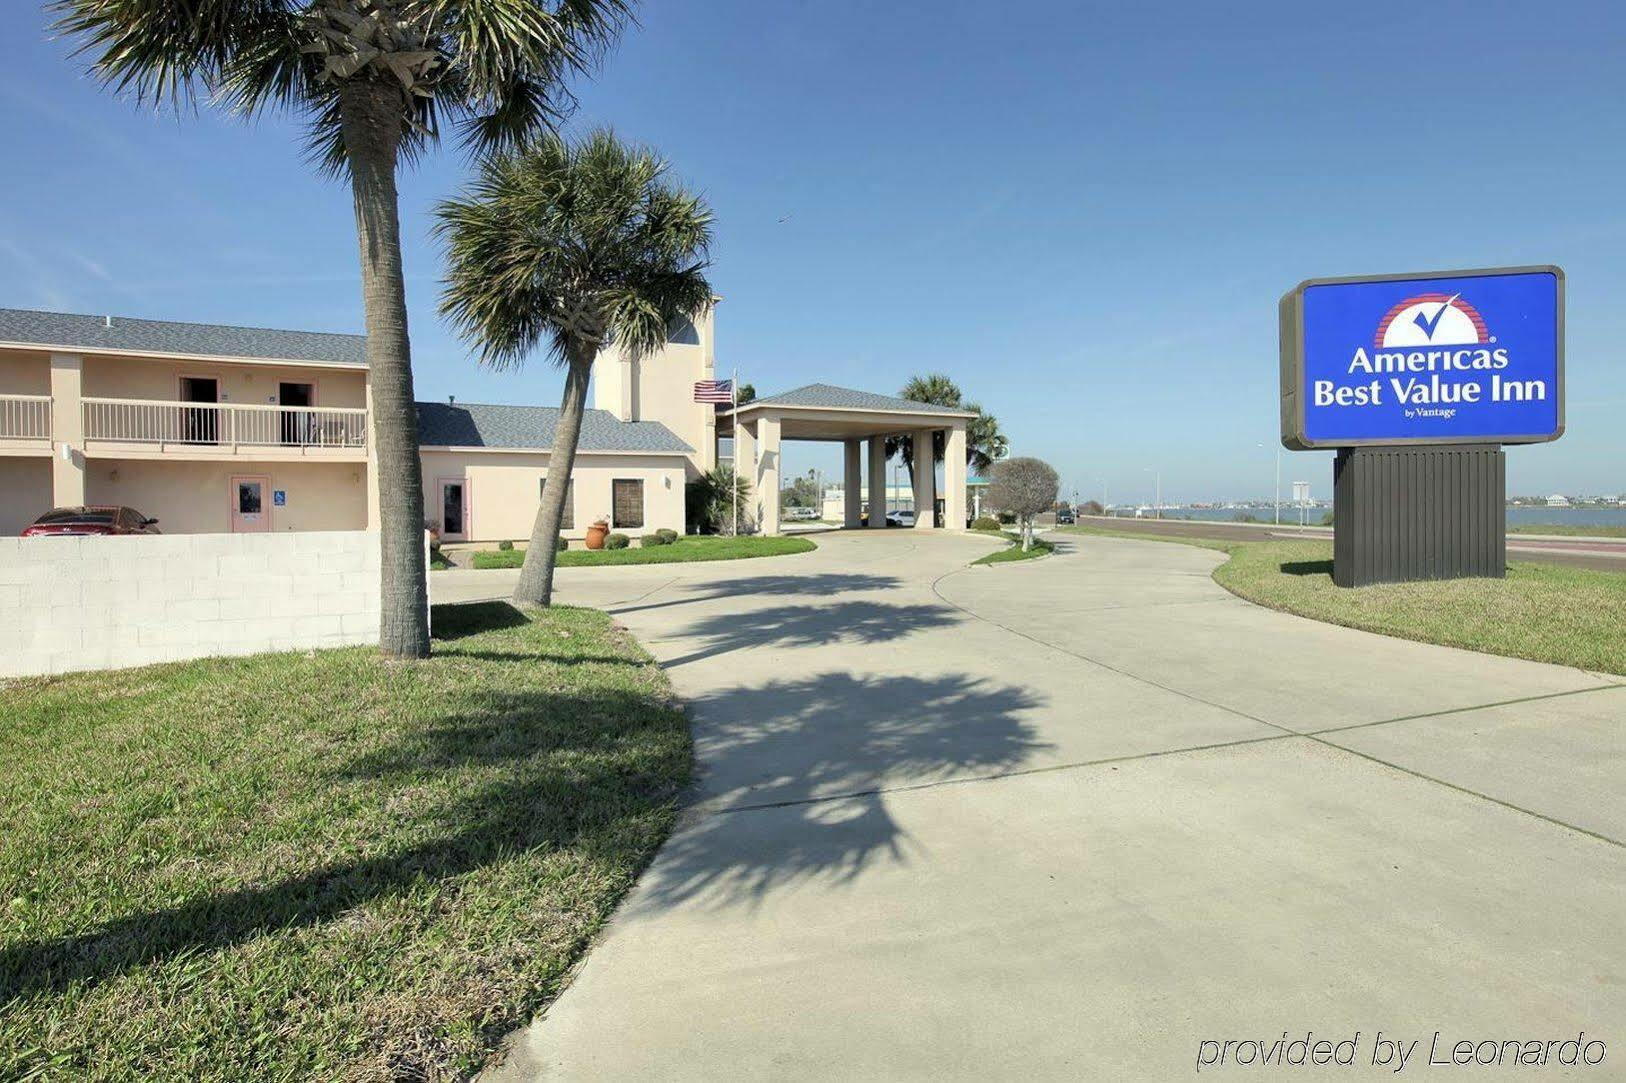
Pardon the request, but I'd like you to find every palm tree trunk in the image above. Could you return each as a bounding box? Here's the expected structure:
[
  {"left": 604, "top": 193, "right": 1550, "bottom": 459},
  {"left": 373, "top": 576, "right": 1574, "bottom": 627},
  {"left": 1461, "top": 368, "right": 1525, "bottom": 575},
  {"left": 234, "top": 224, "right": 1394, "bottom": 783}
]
[
  {"left": 341, "top": 83, "right": 429, "bottom": 658},
  {"left": 515, "top": 339, "right": 597, "bottom": 606}
]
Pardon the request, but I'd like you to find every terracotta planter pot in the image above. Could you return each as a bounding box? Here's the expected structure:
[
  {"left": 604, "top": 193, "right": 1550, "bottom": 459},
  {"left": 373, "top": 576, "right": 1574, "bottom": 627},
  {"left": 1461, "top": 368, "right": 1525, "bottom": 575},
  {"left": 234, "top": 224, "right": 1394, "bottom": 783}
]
[{"left": 585, "top": 520, "right": 610, "bottom": 550}]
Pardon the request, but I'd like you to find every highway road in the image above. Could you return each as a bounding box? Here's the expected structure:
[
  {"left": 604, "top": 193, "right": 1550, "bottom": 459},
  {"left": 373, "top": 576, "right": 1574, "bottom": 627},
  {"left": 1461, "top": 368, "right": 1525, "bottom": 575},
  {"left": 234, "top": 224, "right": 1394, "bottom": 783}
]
[{"left": 1065, "top": 515, "right": 1626, "bottom": 573}]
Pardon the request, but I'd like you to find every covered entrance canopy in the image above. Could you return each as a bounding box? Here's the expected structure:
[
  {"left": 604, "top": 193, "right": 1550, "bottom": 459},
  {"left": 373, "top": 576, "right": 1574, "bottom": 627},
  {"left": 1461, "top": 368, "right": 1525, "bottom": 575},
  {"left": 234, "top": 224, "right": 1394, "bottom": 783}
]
[{"left": 719, "top": 383, "right": 977, "bottom": 535}]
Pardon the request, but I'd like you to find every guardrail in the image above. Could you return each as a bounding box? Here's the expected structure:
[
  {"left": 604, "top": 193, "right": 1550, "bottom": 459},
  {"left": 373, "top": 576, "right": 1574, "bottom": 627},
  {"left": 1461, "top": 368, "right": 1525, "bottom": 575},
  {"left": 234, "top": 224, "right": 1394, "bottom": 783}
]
[
  {"left": 82, "top": 398, "right": 367, "bottom": 449},
  {"left": 0, "top": 394, "right": 51, "bottom": 441}
]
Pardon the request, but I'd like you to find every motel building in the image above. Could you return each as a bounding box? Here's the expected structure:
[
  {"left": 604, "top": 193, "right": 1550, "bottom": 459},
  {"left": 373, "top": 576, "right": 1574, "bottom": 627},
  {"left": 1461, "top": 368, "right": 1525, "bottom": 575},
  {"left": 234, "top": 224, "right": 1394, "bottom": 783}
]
[{"left": 0, "top": 306, "right": 974, "bottom": 541}]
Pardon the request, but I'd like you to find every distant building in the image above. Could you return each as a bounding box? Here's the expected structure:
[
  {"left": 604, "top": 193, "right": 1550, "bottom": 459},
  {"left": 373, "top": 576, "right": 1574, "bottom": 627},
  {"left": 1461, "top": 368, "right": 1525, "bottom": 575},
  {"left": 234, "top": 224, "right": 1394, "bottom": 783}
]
[{"left": 1546, "top": 493, "right": 1571, "bottom": 507}]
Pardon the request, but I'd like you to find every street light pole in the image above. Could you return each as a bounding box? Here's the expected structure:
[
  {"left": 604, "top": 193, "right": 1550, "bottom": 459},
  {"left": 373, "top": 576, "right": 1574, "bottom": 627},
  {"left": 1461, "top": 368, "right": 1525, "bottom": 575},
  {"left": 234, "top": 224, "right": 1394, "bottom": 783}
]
[
  {"left": 1275, "top": 445, "right": 1281, "bottom": 526},
  {"left": 1259, "top": 442, "right": 1282, "bottom": 525},
  {"left": 1145, "top": 468, "right": 1161, "bottom": 520}
]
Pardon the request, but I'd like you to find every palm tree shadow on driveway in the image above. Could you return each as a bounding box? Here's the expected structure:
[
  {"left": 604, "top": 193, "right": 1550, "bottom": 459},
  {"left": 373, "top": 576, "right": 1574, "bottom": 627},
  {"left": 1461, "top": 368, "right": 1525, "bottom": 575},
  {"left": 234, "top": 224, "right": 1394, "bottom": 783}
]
[
  {"left": 659, "top": 599, "right": 959, "bottom": 668},
  {"left": 607, "top": 573, "right": 905, "bottom": 618},
  {"left": 631, "top": 670, "right": 1050, "bottom": 913}
]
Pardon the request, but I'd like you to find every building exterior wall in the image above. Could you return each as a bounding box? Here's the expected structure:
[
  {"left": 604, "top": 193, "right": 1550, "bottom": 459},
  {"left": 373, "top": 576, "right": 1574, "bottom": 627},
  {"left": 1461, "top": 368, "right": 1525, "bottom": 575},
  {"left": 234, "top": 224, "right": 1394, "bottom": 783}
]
[
  {"left": 0, "top": 457, "right": 52, "bottom": 534},
  {"left": 81, "top": 353, "right": 367, "bottom": 408},
  {"left": 84, "top": 459, "right": 368, "bottom": 534},
  {"left": 591, "top": 307, "right": 716, "bottom": 476},
  {"left": 0, "top": 349, "right": 51, "bottom": 395},
  {"left": 0, "top": 530, "right": 382, "bottom": 678},
  {"left": 420, "top": 449, "right": 687, "bottom": 542}
]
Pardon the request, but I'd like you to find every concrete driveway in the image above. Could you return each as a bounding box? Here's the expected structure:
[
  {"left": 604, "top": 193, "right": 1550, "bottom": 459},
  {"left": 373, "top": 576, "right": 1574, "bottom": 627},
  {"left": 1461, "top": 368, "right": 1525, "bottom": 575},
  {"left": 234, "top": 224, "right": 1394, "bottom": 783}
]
[{"left": 458, "top": 532, "right": 1625, "bottom": 1080}]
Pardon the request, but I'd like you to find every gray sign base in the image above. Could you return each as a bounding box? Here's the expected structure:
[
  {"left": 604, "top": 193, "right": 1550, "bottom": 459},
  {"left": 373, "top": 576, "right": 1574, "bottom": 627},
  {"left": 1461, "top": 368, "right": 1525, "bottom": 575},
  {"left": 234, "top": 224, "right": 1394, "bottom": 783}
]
[{"left": 1332, "top": 444, "right": 1506, "bottom": 587}]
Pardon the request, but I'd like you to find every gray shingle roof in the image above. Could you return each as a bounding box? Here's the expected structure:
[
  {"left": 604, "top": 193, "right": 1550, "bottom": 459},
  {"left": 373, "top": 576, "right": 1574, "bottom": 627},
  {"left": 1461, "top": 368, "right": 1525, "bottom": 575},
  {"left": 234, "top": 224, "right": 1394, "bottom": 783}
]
[
  {"left": 416, "top": 401, "right": 693, "bottom": 454},
  {"left": 0, "top": 308, "right": 366, "bottom": 365},
  {"left": 747, "top": 382, "right": 973, "bottom": 415}
]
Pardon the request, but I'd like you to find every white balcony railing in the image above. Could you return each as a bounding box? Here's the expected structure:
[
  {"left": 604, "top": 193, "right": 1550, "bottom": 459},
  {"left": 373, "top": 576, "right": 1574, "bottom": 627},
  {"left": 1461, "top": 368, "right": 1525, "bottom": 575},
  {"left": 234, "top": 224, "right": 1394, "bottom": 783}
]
[
  {"left": 82, "top": 398, "right": 367, "bottom": 450},
  {"left": 0, "top": 394, "right": 51, "bottom": 441}
]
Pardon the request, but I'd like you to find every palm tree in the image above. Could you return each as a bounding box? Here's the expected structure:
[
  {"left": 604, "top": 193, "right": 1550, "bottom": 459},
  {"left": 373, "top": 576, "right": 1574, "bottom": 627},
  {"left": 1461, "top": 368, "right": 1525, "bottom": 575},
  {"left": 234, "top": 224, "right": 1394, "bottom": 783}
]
[
  {"left": 963, "top": 399, "right": 1008, "bottom": 473},
  {"left": 887, "top": 372, "right": 1007, "bottom": 480},
  {"left": 436, "top": 131, "right": 713, "bottom": 605},
  {"left": 52, "top": 0, "right": 630, "bottom": 658}
]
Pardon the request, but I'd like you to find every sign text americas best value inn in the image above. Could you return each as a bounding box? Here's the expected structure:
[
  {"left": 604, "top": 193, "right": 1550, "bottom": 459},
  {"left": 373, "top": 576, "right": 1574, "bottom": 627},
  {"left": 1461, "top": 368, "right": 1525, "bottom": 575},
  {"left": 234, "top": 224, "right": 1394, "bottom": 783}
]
[{"left": 1279, "top": 266, "right": 1563, "bottom": 450}]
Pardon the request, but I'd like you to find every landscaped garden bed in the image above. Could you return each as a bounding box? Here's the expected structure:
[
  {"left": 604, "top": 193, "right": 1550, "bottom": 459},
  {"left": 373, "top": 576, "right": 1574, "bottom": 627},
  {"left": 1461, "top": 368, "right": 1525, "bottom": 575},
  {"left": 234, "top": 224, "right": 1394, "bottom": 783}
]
[{"left": 468, "top": 534, "right": 815, "bottom": 569}]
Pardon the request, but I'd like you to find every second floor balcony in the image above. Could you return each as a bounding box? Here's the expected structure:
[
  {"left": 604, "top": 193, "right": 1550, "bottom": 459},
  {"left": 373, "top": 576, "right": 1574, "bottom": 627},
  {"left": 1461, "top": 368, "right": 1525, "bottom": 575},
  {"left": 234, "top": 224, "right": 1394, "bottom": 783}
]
[
  {"left": 0, "top": 394, "right": 53, "bottom": 452},
  {"left": 81, "top": 398, "right": 368, "bottom": 459}
]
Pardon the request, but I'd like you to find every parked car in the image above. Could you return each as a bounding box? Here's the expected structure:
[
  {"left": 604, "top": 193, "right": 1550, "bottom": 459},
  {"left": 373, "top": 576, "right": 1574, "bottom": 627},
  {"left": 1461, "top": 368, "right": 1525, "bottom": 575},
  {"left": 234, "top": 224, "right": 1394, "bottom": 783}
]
[
  {"left": 20, "top": 506, "right": 161, "bottom": 537},
  {"left": 885, "top": 510, "right": 915, "bottom": 527},
  {"left": 1056, "top": 508, "right": 1076, "bottom": 524},
  {"left": 783, "top": 506, "right": 820, "bottom": 521}
]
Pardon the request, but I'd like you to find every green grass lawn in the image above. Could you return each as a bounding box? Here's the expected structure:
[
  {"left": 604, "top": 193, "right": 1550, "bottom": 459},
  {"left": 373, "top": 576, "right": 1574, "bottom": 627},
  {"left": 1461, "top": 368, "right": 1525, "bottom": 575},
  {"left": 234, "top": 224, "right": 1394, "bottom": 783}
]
[
  {"left": 0, "top": 603, "right": 692, "bottom": 1080},
  {"left": 970, "top": 530, "right": 1055, "bottom": 566},
  {"left": 469, "top": 534, "right": 815, "bottom": 569},
  {"left": 1506, "top": 522, "right": 1626, "bottom": 538},
  {"left": 1060, "top": 527, "right": 1625, "bottom": 675}
]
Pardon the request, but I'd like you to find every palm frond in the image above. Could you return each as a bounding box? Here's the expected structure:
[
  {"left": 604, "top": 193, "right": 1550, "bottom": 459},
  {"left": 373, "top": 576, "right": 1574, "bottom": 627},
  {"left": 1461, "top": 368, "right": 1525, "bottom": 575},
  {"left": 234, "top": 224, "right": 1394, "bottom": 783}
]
[
  {"left": 435, "top": 128, "right": 713, "bottom": 373},
  {"left": 50, "top": 0, "right": 300, "bottom": 108}
]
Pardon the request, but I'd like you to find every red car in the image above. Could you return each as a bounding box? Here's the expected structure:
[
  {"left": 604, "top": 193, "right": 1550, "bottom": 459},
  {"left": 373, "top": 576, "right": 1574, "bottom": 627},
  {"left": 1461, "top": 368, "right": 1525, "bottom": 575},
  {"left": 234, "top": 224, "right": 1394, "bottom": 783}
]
[{"left": 20, "top": 506, "right": 161, "bottom": 537}]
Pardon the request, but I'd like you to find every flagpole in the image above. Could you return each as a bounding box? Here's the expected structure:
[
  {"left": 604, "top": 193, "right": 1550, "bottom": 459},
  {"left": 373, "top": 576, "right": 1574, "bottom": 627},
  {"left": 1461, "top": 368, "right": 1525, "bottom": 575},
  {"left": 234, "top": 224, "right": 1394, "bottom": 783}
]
[{"left": 731, "top": 366, "right": 739, "bottom": 537}]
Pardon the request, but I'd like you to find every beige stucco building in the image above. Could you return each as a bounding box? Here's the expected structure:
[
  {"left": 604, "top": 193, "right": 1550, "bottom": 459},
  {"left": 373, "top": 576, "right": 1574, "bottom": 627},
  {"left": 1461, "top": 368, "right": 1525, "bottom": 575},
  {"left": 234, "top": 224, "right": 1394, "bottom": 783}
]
[{"left": 0, "top": 305, "right": 976, "bottom": 541}]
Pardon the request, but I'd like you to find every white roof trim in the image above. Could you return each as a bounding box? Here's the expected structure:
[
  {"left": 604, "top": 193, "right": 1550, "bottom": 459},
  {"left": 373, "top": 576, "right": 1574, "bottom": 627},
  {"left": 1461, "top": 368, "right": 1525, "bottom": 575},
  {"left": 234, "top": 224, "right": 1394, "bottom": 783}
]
[
  {"left": 0, "top": 340, "right": 369, "bottom": 371},
  {"left": 731, "top": 401, "right": 978, "bottom": 419},
  {"left": 418, "top": 444, "right": 690, "bottom": 459}
]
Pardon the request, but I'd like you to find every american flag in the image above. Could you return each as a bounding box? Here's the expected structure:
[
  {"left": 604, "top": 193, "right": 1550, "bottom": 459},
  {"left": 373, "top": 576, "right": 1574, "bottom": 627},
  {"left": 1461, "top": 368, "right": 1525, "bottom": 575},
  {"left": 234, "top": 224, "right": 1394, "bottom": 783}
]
[{"left": 693, "top": 378, "right": 734, "bottom": 404}]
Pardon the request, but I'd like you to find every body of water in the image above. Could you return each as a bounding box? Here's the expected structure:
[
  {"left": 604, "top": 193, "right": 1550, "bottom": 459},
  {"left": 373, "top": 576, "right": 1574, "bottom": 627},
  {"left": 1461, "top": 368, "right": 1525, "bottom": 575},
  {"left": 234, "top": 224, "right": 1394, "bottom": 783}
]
[{"left": 1105, "top": 506, "right": 1626, "bottom": 528}]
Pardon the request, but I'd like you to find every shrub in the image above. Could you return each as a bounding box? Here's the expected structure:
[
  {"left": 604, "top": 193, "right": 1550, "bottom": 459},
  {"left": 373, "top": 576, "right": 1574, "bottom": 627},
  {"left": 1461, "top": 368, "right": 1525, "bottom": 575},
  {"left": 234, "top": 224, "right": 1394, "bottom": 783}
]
[
  {"left": 1320, "top": 511, "right": 1335, "bottom": 526},
  {"left": 497, "top": 539, "right": 515, "bottom": 551},
  {"left": 639, "top": 533, "right": 667, "bottom": 548},
  {"left": 556, "top": 535, "right": 568, "bottom": 551},
  {"left": 656, "top": 528, "right": 678, "bottom": 544},
  {"left": 604, "top": 533, "right": 629, "bottom": 550},
  {"left": 971, "top": 516, "right": 1002, "bottom": 532},
  {"left": 997, "top": 511, "right": 1016, "bottom": 525}
]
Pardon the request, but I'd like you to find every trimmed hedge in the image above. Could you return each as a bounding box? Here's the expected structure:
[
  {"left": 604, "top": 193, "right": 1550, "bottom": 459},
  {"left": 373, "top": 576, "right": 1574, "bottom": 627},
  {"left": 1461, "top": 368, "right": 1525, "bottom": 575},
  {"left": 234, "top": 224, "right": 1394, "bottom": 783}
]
[
  {"left": 604, "top": 533, "right": 630, "bottom": 550},
  {"left": 656, "top": 528, "right": 679, "bottom": 544},
  {"left": 497, "top": 539, "right": 515, "bottom": 551},
  {"left": 556, "top": 535, "right": 568, "bottom": 551},
  {"left": 639, "top": 533, "right": 668, "bottom": 548},
  {"left": 970, "top": 516, "right": 1002, "bottom": 532}
]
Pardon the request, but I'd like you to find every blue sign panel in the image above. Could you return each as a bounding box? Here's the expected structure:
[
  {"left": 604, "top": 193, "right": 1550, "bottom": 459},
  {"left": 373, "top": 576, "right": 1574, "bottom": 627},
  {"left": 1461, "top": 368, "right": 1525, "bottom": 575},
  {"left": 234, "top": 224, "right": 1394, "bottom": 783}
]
[
  {"left": 273, "top": 489, "right": 286, "bottom": 507},
  {"left": 1280, "top": 267, "right": 1563, "bottom": 449}
]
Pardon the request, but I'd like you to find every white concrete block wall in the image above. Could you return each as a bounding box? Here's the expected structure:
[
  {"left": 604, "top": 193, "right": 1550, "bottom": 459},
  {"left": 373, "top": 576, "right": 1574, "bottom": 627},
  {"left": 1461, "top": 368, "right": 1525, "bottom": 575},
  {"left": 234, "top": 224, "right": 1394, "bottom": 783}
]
[{"left": 0, "top": 531, "right": 381, "bottom": 678}]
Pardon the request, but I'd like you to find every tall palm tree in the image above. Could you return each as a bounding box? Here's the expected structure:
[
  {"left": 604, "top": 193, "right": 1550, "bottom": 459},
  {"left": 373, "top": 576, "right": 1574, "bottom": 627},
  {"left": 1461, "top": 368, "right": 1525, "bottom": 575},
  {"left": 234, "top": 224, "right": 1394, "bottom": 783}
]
[
  {"left": 436, "top": 131, "right": 713, "bottom": 605},
  {"left": 888, "top": 372, "right": 1007, "bottom": 480},
  {"left": 52, "top": 0, "right": 630, "bottom": 658}
]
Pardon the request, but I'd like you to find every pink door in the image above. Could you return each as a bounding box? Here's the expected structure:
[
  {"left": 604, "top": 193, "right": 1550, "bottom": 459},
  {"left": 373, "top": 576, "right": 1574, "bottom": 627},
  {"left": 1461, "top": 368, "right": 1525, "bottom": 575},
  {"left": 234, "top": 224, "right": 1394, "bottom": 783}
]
[{"left": 230, "top": 475, "right": 272, "bottom": 533}]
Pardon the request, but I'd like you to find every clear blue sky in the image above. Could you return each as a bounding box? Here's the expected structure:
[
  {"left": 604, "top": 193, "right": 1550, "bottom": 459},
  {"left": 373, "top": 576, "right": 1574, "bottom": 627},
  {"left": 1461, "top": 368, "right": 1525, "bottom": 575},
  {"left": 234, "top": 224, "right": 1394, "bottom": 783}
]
[{"left": 2, "top": 1, "right": 1623, "bottom": 503}]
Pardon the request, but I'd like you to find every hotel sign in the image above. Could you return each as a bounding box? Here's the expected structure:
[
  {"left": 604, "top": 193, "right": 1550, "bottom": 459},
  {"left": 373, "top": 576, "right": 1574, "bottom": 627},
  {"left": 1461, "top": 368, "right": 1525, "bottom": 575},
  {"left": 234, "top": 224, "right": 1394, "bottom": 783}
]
[{"left": 1280, "top": 266, "right": 1563, "bottom": 450}]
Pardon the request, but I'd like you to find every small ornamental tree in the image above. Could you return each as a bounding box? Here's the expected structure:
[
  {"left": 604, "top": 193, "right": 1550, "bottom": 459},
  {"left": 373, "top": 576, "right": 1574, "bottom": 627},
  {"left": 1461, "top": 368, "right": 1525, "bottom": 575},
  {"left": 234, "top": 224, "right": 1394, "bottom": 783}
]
[{"left": 987, "top": 456, "right": 1059, "bottom": 551}]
